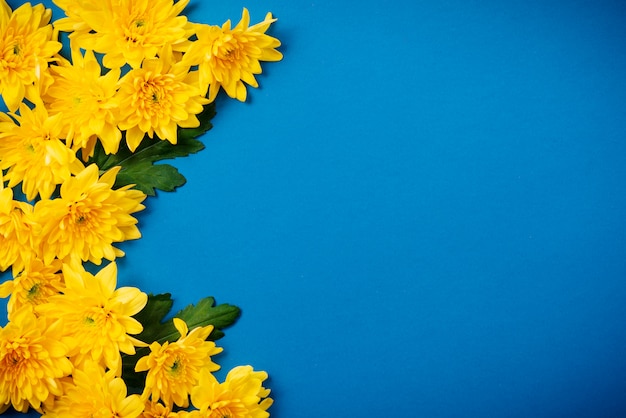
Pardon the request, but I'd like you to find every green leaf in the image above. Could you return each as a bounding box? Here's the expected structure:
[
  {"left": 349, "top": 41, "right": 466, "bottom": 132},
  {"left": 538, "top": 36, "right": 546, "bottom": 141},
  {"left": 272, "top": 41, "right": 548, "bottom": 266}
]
[
  {"left": 87, "top": 102, "right": 216, "bottom": 195},
  {"left": 174, "top": 296, "right": 242, "bottom": 341},
  {"left": 132, "top": 293, "right": 174, "bottom": 342},
  {"left": 134, "top": 292, "right": 240, "bottom": 345},
  {"left": 114, "top": 161, "right": 188, "bottom": 196}
]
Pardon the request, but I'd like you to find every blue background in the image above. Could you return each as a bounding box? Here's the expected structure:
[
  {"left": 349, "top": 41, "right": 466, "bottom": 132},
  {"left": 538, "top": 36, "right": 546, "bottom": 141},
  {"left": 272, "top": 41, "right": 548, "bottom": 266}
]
[{"left": 2, "top": 0, "right": 626, "bottom": 417}]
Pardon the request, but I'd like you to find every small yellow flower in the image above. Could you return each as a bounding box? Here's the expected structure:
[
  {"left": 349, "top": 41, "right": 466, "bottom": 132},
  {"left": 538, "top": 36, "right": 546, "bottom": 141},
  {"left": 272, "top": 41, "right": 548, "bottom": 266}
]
[
  {"left": 45, "top": 47, "right": 122, "bottom": 158},
  {"left": 42, "top": 360, "right": 144, "bottom": 418},
  {"left": 184, "top": 8, "right": 282, "bottom": 102},
  {"left": 187, "top": 366, "right": 273, "bottom": 418},
  {"left": 34, "top": 164, "right": 146, "bottom": 265},
  {"left": 0, "top": 0, "right": 61, "bottom": 111},
  {"left": 135, "top": 318, "right": 222, "bottom": 408},
  {"left": 35, "top": 262, "right": 147, "bottom": 375},
  {"left": 64, "top": 0, "right": 192, "bottom": 69},
  {"left": 0, "top": 307, "right": 73, "bottom": 413},
  {"left": 0, "top": 258, "right": 64, "bottom": 316},
  {"left": 141, "top": 400, "right": 182, "bottom": 418},
  {"left": 116, "top": 47, "right": 208, "bottom": 151},
  {"left": 0, "top": 185, "right": 40, "bottom": 272},
  {"left": 0, "top": 105, "right": 85, "bottom": 201}
]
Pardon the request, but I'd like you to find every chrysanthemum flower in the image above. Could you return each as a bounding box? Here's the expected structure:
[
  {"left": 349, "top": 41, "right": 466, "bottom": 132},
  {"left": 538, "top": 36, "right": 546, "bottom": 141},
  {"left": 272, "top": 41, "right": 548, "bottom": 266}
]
[
  {"left": 141, "top": 400, "right": 181, "bottom": 418},
  {"left": 34, "top": 164, "right": 146, "bottom": 265},
  {"left": 35, "top": 262, "right": 147, "bottom": 375},
  {"left": 50, "top": 0, "right": 102, "bottom": 37},
  {"left": 45, "top": 47, "right": 122, "bottom": 158},
  {"left": 0, "top": 258, "right": 64, "bottom": 316},
  {"left": 0, "top": 307, "right": 73, "bottom": 413},
  {"left": 0, "top": 0, "right": 61, "bottom": 111},
  {"left": 135, "top": 318, "right": 222, "bottom": 408},
  {"left": 63, "top": 0, "right": 192, "bottom": 69},
  {"left": 0, "top": 184, "right": 40, "bottom": 272},
  {"left": 42, "top": 360, "right": 144, "bottom": 418},
  {"left": 186, "top": 366, "right": 273, "bottom": 418},
  {"left": 183, "top": 8, "right": 282, "bottom": 102},
  {"left": 116, "top": 47, "right": 208, "bottom": 151},
  {"left": 0, "top": 104, "right": 85, "bottom": 201}
]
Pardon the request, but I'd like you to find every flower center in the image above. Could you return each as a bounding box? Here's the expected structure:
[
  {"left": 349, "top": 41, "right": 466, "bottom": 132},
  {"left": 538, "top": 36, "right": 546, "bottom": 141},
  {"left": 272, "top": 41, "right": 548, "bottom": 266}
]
[
  {"left": 167, "top": 355, "right": 183, "bottom": 376},
  {"left": 0, "top": 33, "right": 28, "bottom": 72},
  {"left": 27, "top": 283, "right": 41, "bottom": 300},
  {"left": 83, "top": 315, "right": 96, "bottom": 326},
  {"left": 67, "top": 199, "right": 93, "bottom": 227},
  {"left": 134, "top": 76, "right": 174, "bottom": 117},
  {"left": 2, "top": 339, "right": 30, "bottom": 370},
  {"left": 215, "top": 37, "right": 242, "bottom": 64},
  {"left": 122, "top": 16, "right": 149, "bottom": 45}
]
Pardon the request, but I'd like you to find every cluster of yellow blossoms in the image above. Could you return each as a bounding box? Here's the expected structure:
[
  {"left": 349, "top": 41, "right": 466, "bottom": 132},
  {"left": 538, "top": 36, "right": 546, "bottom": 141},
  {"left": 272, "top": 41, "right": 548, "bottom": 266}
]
[{"left": 0, "top": 0, "right": 281, "bottom": 416}]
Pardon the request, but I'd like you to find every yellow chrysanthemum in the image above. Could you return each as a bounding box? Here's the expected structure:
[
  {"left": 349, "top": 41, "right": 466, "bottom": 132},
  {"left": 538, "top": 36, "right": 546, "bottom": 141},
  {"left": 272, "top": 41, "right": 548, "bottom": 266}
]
[
  {"left": 0, "top": 184, "right": 39, "bottom": 272},
  {"left": 135, "top": 318, "right": 222, "bottom": 408},
  {"left": 116, "top": 47, "right": 208, "bottom": 151},
  {"left": 0, "top": 0, "right": 61, "bottom": 111},
  {"left": 186, "top": 366, "right": 273, "bottom": 418},
  {"left": 0, "top": 104, "right": 85, "bottom": 201},
  {"left": 141, "top": 400, "right": 181, "bottom": 418},
  {"left": 0, "top": 307, "right": 73, "bottom": 413},
  {"left": 64, "top": 0, "right": 191, "bottom": 69},
  {"left": 35, "top": 262, "right": 147, "bottom": 375},
  {"left": 183, "top": 8, "right": 282, "bottom": 102},
  {"left": 0, "top": 258, "right": 64, "bottom": 316},
  {"left": 42, "top": 360, "right": 144, "bottom": 418},
  {"left": 50, "top": 0, "right": 102, "bottom": 36},
  {"left": 34, "top": 164, "right": 146, "bottom": 265},
  {"left": 45, "top": 47, "right": 122, "bottom": 158}
]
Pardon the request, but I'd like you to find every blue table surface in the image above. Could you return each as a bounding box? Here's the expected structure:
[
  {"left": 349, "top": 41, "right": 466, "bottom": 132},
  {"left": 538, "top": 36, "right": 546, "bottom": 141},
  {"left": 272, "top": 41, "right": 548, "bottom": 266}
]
[{"left": 2, "top": 0, "right": 626, "bottom": 417}]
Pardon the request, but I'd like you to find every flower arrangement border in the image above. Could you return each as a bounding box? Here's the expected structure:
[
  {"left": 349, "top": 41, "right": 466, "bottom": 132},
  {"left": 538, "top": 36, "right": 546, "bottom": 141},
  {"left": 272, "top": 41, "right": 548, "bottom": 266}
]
[{"left": 0, "top": 0, "right": 282, "bottom": 416}]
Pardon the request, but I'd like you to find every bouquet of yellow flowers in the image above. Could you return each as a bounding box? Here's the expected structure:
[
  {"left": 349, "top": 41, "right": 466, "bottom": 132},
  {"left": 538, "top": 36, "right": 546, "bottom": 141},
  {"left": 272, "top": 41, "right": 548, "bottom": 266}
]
[{"left": 0, "top": 0, "right": 282, "bottom": 416}]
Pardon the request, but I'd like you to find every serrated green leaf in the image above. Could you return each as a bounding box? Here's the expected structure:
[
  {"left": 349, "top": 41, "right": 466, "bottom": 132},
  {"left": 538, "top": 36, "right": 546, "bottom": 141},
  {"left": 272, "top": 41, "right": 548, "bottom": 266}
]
[
  {"left": 133, "top": 293, "right": 240, "bottom": 346},
  {"left": 175, "top": 296, "right": 241, "bottom": 340},
  {"left": 132, "top": 293, "right": 174, "bottom": 342},
  {"left": 143, "top": 296, "right": 241, "bottom": 344},
  {"left": 87, "top": 102, "right": 216, "bottom": 194},
  {"left": 115, "top": 162, "right": 187, "bottom": 196}
]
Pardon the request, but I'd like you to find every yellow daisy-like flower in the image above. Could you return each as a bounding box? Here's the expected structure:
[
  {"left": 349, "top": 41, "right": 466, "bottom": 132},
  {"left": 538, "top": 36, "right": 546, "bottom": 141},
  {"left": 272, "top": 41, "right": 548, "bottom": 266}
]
[
  {"left": 0, "top": 307, "right": 73, "bottom": 413},
  {"left": 141, "top": 400, "right": 181, "bottom": 418},
  {"left": 0, "top": 184, "right": 39, "bottom": 272},
  {"left": 0, "top": 258, "right": 64, "bottom": 316},
  {"left": 183, "top": 8, "right": 282, "bottom": 102},
  {"left": 0, "top": 104, "right": 85, "bottom": 201},
  {"left": 45, "top": 47, "right": 122, "bottom": 158},
  {"left": 135, "top": 318, "right": 222, "bottom": 408},
  {"left": 186, "top": 366, "right": 273, "bottom": 418},
  {"left": 42, "top": 360, "right": 144, "bottom": 418},
  {"left": 35, "top": 262, "right": 147, "bottom": 375},
  {"left": 116, "top": 47, "right": 208, "bottom": 151},
  {"left": 50, "top": 0, "right": 102, "bottom": 36},
  {"left": 0, "top": 0, "right": 61, "bottom": 111},
  {"left": 63, "top": 0, "right": 191, "bottom": 69},
  {"left": 34, "top": 164, "right": 146, "bottom": 265}
]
